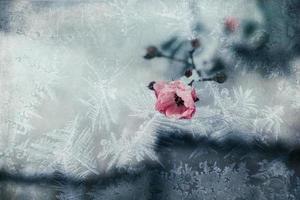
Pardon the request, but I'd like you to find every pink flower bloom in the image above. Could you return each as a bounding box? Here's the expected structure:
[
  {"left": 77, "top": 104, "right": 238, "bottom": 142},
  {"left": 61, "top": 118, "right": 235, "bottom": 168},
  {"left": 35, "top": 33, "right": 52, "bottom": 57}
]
[
  {"left": 224, "top": 16, "right": 239, "bottom": 32},
  {"left": 153, "top": 80, "right": 198, "bottom": 119}
]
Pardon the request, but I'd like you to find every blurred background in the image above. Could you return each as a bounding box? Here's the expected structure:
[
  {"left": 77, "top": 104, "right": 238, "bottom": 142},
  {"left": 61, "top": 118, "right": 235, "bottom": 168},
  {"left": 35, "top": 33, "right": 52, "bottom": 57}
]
[{"left": 1, "top": 0, "right": 300, "bottom": 199}]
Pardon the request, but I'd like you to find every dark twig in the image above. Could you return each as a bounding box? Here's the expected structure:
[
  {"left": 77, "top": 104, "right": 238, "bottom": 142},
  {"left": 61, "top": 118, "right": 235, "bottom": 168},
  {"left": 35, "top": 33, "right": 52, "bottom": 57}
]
[
  {"left": 189, "top": 49, "right": 201, "bottom": 77},
  {"left": 198, "top": 72, "right": 227, "bottom": 84}
]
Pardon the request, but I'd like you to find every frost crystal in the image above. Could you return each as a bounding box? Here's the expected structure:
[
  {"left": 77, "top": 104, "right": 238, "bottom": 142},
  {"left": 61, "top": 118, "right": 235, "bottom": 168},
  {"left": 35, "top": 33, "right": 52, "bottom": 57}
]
[{"left": 1, "top": 1, "right": 300, "bottom": 199}]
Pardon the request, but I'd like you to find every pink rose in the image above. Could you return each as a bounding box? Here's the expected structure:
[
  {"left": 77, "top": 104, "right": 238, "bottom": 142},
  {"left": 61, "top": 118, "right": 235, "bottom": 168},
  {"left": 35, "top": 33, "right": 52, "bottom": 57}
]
[{"left": 152, "top": 80, "right": 198, "bottom": 119}]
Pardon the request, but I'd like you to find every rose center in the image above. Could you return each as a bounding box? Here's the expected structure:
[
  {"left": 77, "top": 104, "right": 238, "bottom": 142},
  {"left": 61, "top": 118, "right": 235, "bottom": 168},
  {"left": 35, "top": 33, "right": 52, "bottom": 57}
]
[{"left": 174, "top": 94, "right": 184, "bottom": 107}]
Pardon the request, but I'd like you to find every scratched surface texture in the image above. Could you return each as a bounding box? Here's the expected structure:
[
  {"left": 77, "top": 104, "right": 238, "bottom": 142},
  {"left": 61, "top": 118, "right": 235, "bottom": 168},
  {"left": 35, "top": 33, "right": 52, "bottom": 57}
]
[{"left": 1, "top": 0, "right": 300, "bottom": 199}]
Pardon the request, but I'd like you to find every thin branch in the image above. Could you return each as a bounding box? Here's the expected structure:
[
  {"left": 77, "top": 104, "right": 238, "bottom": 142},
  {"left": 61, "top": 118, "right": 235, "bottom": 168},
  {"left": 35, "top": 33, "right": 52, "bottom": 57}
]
[{"left": 189, "top": 49, "right": 201, "bottom": 77}]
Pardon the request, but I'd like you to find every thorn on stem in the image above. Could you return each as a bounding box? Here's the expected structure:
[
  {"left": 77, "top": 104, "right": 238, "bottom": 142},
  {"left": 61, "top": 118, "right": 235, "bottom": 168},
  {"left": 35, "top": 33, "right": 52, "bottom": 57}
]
[{"left": 188, "top": 80, "right": 194, "bottom": 86}]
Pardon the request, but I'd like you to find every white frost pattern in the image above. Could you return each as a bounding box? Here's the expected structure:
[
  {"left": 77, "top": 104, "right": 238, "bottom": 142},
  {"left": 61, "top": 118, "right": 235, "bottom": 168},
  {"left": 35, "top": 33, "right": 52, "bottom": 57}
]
[
  {"left": 159, "top": 160, "right": 297, "bottom": 200},
  {"left": 1, "top": 1, "right": 300, "bottom": 199}
]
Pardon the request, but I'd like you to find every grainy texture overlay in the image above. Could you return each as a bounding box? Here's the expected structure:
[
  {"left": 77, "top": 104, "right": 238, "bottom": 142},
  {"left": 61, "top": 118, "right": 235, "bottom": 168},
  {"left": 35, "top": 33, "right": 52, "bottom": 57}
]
[{"left": 1, "top": 0, "right": 300, "bottom": 199}]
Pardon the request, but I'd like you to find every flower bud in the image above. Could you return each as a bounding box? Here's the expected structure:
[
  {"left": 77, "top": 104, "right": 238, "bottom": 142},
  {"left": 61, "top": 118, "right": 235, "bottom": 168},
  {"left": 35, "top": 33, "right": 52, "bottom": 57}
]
[
  {"left": 184, "top": 69, "right": 193, "bottom": 77},
  {"left": 191, "top": 39, "right": 200, "bottom": 49},
  {"left": 224, "top": 17, "right": 239, "bottom": 33},
  {"left": 144, "top": 46, "right": 161, "bottom": 59},
  {"left": 213, "top": 72, "right": 227, "bottom": 83}
]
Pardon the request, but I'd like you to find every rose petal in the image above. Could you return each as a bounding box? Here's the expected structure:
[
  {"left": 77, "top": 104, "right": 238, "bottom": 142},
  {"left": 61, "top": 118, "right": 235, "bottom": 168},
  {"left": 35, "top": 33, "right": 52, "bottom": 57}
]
[
  {"left": 155, "top": 91, "right": 175, "bottom": 112},
  {"left": 153, "top": 81, "right": 166, "bottom": 97},
  {"left": 180, "top": 107, "right": 196, "bottom": 119},
  {"left": 168, "top": 80, "right": 186, "bottom": 90},
  {"left": 176, "top": 89, "right": 195, "bottom": 108},
  {"left": 165, "top": 104, "right": 188, "bottom": 118}
]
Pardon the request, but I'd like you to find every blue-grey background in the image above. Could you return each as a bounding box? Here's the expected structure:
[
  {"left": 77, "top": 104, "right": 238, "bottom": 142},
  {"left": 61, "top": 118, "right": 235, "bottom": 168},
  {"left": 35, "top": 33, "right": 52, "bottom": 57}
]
[{"left": 1, "top": 0, "right": 300, "bottom": 199}]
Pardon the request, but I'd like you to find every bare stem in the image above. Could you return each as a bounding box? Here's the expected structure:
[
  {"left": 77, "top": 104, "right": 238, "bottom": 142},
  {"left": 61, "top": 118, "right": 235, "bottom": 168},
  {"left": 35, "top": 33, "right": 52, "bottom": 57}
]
[
  {"left": 189, "top": 49, "right": 201, "bottom": 77},
  {"left": 199, "top": 78, "right": 214, "bottom": 82}
]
